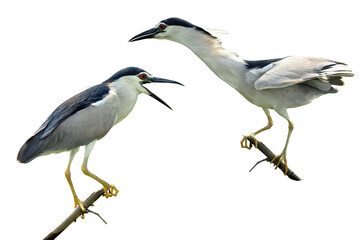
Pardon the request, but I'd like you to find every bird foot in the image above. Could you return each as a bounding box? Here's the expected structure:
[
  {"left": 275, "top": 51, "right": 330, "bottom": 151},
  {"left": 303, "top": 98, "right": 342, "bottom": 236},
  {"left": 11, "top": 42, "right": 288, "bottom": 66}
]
[
  {"left": 240, "top": 135, "right": 258, "bottom": 149},
  {"left": 74, "top": 200, "right": 86, "bottom": 218},
  {"left": 271, "top": 154, "right": 288, "bottom": 175},
  {"left": 74, "top": 199, "right": 86, "bottom": 211},
  {"left": 103, "top": 185, "right": 119, "bottom": 198}
]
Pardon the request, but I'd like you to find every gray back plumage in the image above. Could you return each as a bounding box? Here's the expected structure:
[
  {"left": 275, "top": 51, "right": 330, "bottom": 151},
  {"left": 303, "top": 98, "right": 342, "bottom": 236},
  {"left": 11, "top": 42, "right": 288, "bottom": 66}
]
[
  {"left": 252, "top": 56, "right": 353, "bottom": 92},
  {"left": 17, "top": 66, "right": 150, "bottom": 164},
  {"left": 17, "top": 83, "right": 111, "bottom": 163},
  {"left": 244, "top": 57, "right": 285, "bottom": 70},
  {"left": 35, "top": 84, "right": 110, "bottom": 139}
]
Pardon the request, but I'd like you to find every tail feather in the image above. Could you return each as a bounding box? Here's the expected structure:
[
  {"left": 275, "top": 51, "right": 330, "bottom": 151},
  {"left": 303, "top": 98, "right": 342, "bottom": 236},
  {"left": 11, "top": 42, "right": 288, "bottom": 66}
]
[
  {"left": 322, "top": 62, "right": 354, "bottom": 77},
  {"left": 304, "top": 62, "right": 353, "bottom": 93},
  {"left": 17, "top": 133, "right": 44, "bottom": 163},
  {"left": 322, "top": 61, "right": 354, "bottom": 88},
  {"left": 328, "top": 76, "right": 344, "bottom": 86}
]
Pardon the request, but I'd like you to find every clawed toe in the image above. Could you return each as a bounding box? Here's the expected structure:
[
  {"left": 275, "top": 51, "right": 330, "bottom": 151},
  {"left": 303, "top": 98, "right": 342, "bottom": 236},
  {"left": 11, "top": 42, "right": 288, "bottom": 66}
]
[
  {"left": 74, "top": 199, "right": 85, "bottom": 210},
  {"left": 271, "top": 154, "right": 288, "bottom": 175},
  {"left": 240, "top": 135, "right": 258, "bottom": 149},
  {"left": 103, "top": 185, "right": 119, "bottom": 198}
]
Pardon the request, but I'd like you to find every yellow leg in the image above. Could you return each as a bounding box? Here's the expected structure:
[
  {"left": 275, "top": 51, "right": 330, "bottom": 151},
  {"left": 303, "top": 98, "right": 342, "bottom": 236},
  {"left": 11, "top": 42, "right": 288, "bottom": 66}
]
[
  {"left": 271, "top": 109, "right": 294, "bottom": 175},
  {"left": 81, "top": 141, "right": 119, "bottom": 198},
  {"left": 241, "top": 108, "right": 273, "bottom": 149},
  {"left": 65, "top": 147, "right": 86, "bottom": 212}
]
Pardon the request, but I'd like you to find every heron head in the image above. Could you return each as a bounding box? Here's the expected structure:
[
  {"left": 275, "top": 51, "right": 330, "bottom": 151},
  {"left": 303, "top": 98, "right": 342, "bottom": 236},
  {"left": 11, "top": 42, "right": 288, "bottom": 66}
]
[
  {"left": 129, "top": 17, "right": 215, "bottom": 44},
  {"left": 105, "top": 67, "right": 183, "bottom": 110}
]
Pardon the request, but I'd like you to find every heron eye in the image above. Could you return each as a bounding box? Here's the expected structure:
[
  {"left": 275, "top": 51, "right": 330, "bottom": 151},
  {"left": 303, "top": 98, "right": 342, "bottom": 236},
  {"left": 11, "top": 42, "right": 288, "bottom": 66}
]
[
  {"left": 159, "top": 24, "right": 166, "bottom": 30},
  {"left": 139, "top": 74, "right": 147, "bottom": 80}
]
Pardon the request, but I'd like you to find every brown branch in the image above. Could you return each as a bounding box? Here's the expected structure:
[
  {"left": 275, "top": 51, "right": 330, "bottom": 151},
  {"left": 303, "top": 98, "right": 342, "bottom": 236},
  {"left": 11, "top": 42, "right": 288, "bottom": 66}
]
[
  {"left": 44, "top": 189, "right": 105, "bottom": 240},
  {"left": 246, "top": 137, "right": 302, "bottom": 181},
  {"left": 43, "top": 138, "right": 301, "bottom": 239}
]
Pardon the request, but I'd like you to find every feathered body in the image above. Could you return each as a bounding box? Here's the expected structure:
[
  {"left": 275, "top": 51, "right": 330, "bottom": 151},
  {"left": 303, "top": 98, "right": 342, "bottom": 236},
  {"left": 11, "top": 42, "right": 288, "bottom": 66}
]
[
  {"left": 129, "top": 17, "right": 354, "bottom": 172},
  {"left": 157, "top": 21, "right": 352, "bottom": 111},
  {"left": 17, "top": 67, "right": 162, "bottom": 163},
  {"left": 17, "top": 66, "right": 182, "bottom": 210}
]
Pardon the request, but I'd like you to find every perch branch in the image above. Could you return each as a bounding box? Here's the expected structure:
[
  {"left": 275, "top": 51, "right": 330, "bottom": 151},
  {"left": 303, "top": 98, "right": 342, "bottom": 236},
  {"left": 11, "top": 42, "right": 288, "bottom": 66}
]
[
  {"left": 44, "top": 188, "right": 105, "bottom": 240},
  {"left": 246, "top": 137, "right": 302, "bottom": 181}
]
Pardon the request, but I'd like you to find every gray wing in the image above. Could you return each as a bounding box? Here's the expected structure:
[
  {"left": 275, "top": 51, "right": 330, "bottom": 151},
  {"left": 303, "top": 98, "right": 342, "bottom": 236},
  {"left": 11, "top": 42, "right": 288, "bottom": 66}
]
[
  {"left": 17, "top": 83, "right": 118, "bottom": 163},
  {"left": 35, "top": 83, "right": 111, "bottom": 139},
  {"left": 252, "top": 56, "right": 353, "bottom": 91},
  {"left": 244, "top": 57, "right": 285, "bottom": 70},
  {"left": 44, "top": 90, "right": 118, "bottom": 151}
]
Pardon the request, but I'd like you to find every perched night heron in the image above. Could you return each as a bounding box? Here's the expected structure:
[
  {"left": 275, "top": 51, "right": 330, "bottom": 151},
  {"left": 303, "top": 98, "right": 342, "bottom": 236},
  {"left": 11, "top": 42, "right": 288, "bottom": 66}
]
[
  {"left": 17, "top": 67, "right": 183, "bottom": 211},
  {"left": 129, "top": 17, "right": 354, "bottom": 173}
]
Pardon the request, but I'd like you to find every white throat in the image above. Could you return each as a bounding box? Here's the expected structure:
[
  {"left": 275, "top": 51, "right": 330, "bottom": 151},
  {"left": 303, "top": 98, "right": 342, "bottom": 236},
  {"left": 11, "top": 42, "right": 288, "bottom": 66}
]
[{"left": 169, "top": 28, "right": 247, "bottom": 91}]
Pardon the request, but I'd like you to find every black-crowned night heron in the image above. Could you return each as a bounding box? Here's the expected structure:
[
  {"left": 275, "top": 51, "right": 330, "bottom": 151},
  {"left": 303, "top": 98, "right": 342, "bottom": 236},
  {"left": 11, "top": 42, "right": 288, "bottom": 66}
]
[
  {"left": 129, "top": 17, "right": 354, "bottom": 174},
  {"left": 17, "top": 67, "right": 183, "bottom": 211}
]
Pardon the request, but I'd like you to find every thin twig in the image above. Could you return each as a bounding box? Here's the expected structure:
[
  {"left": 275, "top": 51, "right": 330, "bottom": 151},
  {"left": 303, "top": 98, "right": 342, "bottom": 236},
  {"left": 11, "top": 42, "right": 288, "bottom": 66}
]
[
  {"left": 246, "top": 137, "right": 302, "bottom": 181},
  {"left": 44, "top": 189, "right": 105, "bottom": 240},
  {"left": 249, "top": 158, "right": 268, "bottom": 172},
  {"left": 87, "top": 209, "right": 108, "bottom": 224}
]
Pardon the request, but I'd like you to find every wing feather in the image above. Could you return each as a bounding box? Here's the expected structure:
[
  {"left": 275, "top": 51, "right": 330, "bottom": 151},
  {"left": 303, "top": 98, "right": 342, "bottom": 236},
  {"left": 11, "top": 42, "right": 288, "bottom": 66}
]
[
  {"left": 253, "top": 56, "right": 353, "bottom": 91},
  {"left": 34, "top": 84, "right": 111, "bottom": 139}
]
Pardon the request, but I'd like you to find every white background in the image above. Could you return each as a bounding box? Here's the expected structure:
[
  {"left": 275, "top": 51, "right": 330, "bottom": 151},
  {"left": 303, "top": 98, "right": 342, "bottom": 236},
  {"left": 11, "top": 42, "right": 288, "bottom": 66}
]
[{"left": 1, "top": 0, "right": 361, "bottom": 239}]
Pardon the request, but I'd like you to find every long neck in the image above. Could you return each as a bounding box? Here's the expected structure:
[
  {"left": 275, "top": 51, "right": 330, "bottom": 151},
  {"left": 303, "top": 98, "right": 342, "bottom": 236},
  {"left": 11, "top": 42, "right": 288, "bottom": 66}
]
[
  {"left": 174, "top": 32, "right": 247, "bottom": 90},
  {"left": 108, "top": 80, "right": 140, "bottom": 125}
]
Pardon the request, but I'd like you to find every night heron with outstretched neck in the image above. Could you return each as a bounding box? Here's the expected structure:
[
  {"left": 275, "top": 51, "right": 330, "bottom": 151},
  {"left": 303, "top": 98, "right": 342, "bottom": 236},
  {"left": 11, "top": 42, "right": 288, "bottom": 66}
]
[
  {"left": 17, "top": 67, "right": 183, "bottom": 211},
  {"left": 129, "top": 17, "right": 354, "bottom": 173}
]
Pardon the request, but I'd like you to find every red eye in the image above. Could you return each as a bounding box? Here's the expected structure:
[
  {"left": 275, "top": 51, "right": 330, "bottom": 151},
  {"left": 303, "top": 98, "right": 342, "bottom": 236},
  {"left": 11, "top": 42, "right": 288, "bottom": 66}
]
[
  {"left": 159, "top": 24, "right": 166, "bottom": 30},
  {"left": 139, "top": 74, "right": 146, "bottom": 80}
]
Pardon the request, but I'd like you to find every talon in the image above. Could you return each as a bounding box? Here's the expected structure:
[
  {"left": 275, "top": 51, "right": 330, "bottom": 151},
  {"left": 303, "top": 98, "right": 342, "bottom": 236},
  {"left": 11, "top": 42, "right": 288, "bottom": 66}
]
[
  {"left": 103, "top": 184, "right": 119, "bottom": 198},
  {"left": 283, "top": 159, "right": 288, "bottom": 175},
  {"left": 74, "top": 200, "right": 86, "bottom": 211},
  {"left": 275, "top": 157, "right": 283, "bottom": 169},
  {"left": 240, "top": 135, "right": 258, "bottom": 149},
  {"left": 74, "top": 200, "right": 86, "bottom": 218},
  {"left": 240, "top": 137, "right": 251, "bottom": 149},
  {"left": 271, "top": 154, "right": 288, "bottom": 175}
]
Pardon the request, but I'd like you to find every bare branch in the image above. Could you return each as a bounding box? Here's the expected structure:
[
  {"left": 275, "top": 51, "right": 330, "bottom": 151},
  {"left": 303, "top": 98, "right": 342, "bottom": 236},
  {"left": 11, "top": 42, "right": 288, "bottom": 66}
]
[
  {"left": 44, "top": 189, "right": 105, "bottom": 240},
  {"left": 87, "top": 209, "right": 108, "bottom": 224},
  {"left": 43, "top": 137, "right": 301, "bottom": 239},
  {"left": 246, "top": 137, "right": 302, "bottom": 181}
]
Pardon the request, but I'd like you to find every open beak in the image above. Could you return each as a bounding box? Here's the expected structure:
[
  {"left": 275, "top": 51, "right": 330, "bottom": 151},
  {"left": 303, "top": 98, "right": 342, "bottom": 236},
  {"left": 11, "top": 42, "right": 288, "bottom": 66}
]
[
  {"left": 129, "top": 28, "right": 158, "bottom": 42},
  {"left": 142, "top": 77, "right": 183, "bottom": 110}
]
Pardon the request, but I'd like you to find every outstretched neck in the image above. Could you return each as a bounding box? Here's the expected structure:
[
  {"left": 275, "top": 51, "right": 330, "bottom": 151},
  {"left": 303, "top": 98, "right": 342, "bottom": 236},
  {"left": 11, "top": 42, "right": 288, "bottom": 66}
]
[{"left": 172, "top": 31, "right": 247, "bottom": 90}]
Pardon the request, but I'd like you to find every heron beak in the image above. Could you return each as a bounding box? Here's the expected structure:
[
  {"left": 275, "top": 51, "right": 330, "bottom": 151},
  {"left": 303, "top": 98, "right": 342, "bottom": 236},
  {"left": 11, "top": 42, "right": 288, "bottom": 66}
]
[
  {"left": 129, "top": 28, "right": 158, "bottom": 42},
  {"left": 148, "top": 77, "right": 184, "bottom": 86},
  {"left": 141, "top": 77, "right": 183, "bottom": 110}
]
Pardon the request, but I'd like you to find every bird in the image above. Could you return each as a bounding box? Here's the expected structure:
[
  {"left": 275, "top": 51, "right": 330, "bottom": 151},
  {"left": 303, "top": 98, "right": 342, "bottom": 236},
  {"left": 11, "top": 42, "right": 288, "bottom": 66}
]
[
  {"left": 17, "top": 67, "right": 183, "bottom": 211},
  {"left": 129, "top": 17, "right": 354, "bottom": 174}
]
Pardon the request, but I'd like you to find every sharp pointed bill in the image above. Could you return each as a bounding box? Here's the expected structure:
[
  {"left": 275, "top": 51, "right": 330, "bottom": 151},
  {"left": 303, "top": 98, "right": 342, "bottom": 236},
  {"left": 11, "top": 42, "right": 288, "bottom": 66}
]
[
  {"left": 129, "top": 17, "right": 354, "bottom": 175},
  {"left": 141, "top": 77, "right": 183, "bottom": 110},
  {"left": 129, "top": 28, "right": 159, "bottom": 42},
  {"left": 129, "top": 17, "right": 216, "bottom": 43},
  {"left": 17, "top": 66, "right": 183, "bottom": 163},
  {"left": 143, "top": 77, "right": 184, "bottom": 86},
  {"left": 143, "top": 86, "right": 173, "bottom": 110},
  {"left": 17, "top": 66, "right": 183, "bottom": 212}
]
